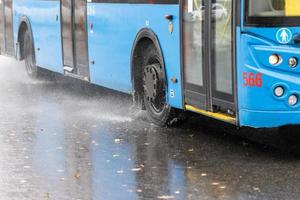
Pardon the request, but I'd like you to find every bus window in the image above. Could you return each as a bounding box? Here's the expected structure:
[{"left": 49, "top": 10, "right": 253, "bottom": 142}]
[
  {"left": 245, "top": 0, "right": 300, "bottom": 26},
  {"left": 248, "top": 0, "right": 300, "bottom": 17},
  {"left": 92, "top": 0, "right": 178, "bottom": 3}
]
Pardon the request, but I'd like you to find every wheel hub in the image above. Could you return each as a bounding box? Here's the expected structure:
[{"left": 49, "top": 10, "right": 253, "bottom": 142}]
[{"left": 143, "top": 64, "right": 160, "bottom": 103}]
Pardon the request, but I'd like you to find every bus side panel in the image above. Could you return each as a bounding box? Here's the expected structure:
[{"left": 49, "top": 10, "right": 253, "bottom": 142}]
[
  {"left": 87, "top": 4, "right": 183, "bottom": 109},
  {"left": 13, "top": 0, "right": 63, "bottom": 74}
]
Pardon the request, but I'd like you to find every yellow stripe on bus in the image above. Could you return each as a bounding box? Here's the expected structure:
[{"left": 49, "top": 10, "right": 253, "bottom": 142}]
[
  {"left": 185, "top": 105, "right": 236, "bottom": 124},
  {"left": 285, "top": 0, "right": 300, "bottom": 16}
]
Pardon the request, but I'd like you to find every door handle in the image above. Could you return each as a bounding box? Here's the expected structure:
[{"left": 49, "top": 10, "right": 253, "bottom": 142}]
[
  {"left": 164, "top": 14, "right": 173, "bottom": 21},
  {"left": 164, "top": 14, "right": 174, "bottom": 34}
]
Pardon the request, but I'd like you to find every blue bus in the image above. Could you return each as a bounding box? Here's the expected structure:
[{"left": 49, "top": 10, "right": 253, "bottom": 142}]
[{"left": 0, "top": 0, "right": 300, "bottom": 128}]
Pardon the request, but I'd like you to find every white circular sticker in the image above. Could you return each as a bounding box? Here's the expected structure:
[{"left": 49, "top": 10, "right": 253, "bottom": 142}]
[{"left": 276, "top": 28, "right": 292, "bottom": 44}]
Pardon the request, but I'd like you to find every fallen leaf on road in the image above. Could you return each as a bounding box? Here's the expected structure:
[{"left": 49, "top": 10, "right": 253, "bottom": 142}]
[
  {"left": 131, "top": 168, "right": 142, "bottom": 172},
  {"left": 44, "top": 192, "right": 50, "bottom": 199},
  {"left": 157, "top": 195, "right": 175, "bottom": 199},
  {"left": 74, "top": 172, "right": 81, "bottom": 179}
]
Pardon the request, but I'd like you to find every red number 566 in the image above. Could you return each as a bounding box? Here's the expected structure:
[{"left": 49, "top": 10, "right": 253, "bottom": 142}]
[{"left": 243, "top": 72, "right": 263, "bottom": 87}]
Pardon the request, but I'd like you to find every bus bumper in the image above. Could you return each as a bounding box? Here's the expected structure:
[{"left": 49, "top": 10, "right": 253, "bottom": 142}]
[{"left": 239, "top": 109, "right": 300, "bottom": 128}]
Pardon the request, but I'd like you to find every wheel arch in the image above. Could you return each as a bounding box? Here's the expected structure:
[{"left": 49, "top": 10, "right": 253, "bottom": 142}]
[
  {"left": 130, "top": 28, "right": 167, "bottom": 104},
  {"left": 17, "top": 16, "right": 34, "bottom": 60}
]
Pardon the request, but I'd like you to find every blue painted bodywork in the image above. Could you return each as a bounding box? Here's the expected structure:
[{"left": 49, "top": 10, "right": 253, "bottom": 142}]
[
  {"left": 13, "top": 1, "right": 182, "bottom": 110},
  {"left": 237, "top": 0, "right": 300, "bottom": 128},
  {"left": 87, "top": 4, "right": 182, "bottom": 109},
  {"left": 13, "top": 0, "right": 63, "bottom": 74},
  {"left": 14, "top": 0, "right": 300, "bottom": 128}
]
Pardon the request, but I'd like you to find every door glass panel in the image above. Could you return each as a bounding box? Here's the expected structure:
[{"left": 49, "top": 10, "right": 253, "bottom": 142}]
[
  {"left": 212, "top": 0, "right": 232, "bottom": 95},
  {"left": 0, "top": 0, "right": 4, "bottom": 53},
  {"left": 183, "top": 0, "right": 203, "bottom": 87},
  {"left": 61, "top": 0, "right": 74, "bottom": 67},
  {"left": 4, "top": 0, "right": 13, "bottom": 55},
  {"left": 74, "top": 0, "right": 88, "bottom": 77}
]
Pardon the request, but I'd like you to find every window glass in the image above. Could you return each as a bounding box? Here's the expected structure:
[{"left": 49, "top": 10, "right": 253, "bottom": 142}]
[
  {"left": 182, "top": 0, "right": 204, "bottom": 87},
  {"left": 248, "top": 0, "right": 300, "bottom": 17},
  {"left": 212, "top": 0, "right": 233, "bottom": 95},
  {"left": 91, "top": 0, "right": 178, "bottom": 4},
  {"left": 0, "top": 1, "right": 3, "bottom": 53}
]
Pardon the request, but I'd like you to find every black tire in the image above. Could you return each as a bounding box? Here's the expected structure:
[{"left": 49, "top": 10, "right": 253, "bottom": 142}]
[
  {"left": 23, "top": 29, "right": 38, "bottom": 78},
  {"left": 141, "top": 44, "right": 175, "bottom": 126}
]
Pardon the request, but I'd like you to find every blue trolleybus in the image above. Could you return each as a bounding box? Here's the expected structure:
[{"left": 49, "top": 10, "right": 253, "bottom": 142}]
[{"left": 0, "top": 0, "right": 300, "bottom": 128}]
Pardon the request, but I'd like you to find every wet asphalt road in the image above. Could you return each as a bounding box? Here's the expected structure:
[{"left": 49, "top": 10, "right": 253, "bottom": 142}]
[{"left": 1, "top": 56, "right": 300, "bottom": 200}]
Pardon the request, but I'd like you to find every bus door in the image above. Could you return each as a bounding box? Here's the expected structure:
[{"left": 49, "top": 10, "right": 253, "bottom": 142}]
[
  {"left": 182, "top": 0, "right": 235, "bottom": 115},
  {"left": 0, "top": 0, "right": 14, "bottom": 56},
  {"left": 61, "top": 0, "right": 89, "bottom": 81}
]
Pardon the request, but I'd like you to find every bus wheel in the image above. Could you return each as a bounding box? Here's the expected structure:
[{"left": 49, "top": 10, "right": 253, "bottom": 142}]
[
  {"left": 142, "top": 44, "right": 174, "bottom": 126},
  {"left": 24, "top": 30, "right": 38, "bottom": 78}
]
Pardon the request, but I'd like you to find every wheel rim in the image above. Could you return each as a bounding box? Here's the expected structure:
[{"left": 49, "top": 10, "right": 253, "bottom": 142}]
[{"left": 143, "top": 59, "right": 166, "bottom": 114}]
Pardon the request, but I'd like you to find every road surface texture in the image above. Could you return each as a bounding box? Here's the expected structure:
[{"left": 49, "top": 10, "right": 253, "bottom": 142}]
[{"left": 1, "top": 55, "right": 300, "bottom": 200}]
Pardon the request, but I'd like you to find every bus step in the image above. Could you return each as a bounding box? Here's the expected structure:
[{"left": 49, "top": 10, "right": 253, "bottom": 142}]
[{"left": 185, "top": 105, "right": 237, "bottom": 125}]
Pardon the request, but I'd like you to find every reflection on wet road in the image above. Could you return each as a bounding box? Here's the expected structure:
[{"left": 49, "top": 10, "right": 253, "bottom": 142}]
[{"left": 1, "top": 56, "right": 300, "bottom": 200}]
